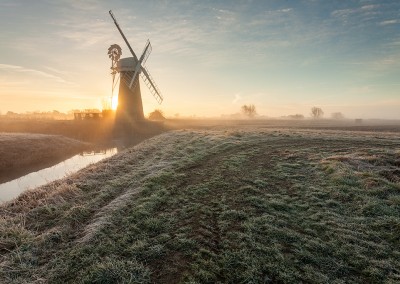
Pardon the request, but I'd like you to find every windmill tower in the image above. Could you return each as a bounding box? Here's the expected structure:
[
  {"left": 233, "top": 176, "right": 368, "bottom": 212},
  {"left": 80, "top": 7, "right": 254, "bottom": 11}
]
[{"left": 108, "top": 10, "right": 163, "bottom": 132}]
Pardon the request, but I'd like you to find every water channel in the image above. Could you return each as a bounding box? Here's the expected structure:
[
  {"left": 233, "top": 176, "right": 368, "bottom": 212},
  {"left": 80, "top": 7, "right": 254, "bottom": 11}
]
[{"left": 0, "top": 148, "right": 118, "bottom": 203}]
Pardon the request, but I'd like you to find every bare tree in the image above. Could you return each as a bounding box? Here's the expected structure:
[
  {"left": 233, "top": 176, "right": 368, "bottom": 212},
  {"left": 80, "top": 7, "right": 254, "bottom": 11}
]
[
  {"left": 241, "top": 104, "right": 257, "bottom": 118},
  {"left": 331, "top": 112, "right": 344, "bottom": 119},
  {"left": 310, "top": 107, "right": 324, "bottom": 119},
  {"left": 148, "top": 109, "right": 166, "bottom": 121}
]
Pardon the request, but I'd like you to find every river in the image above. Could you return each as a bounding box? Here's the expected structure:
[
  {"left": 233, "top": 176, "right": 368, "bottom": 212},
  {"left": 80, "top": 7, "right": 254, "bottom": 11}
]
[{"left": 0, "top": 148, "right": 118, "bottom": 203}]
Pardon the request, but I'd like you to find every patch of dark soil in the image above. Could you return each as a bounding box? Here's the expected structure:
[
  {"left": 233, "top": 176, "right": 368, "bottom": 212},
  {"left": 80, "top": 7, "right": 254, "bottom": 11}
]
[{"left": 380, "top": 169, "right": 400, "bottom": 183}]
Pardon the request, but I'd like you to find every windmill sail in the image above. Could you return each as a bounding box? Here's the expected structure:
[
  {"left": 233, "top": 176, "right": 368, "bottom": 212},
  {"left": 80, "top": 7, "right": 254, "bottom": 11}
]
[
  {"left": 140, "top": 66, "right": 163, "bottom": 104},
  {"left": 109, "top": 9, "right": 163, "bottom": 128},
  {"left": 140, "top": 40, "right": 152, "bottom": 66},
  {"left": 121, "top": 71, "right": 139, "bottom": 91},
  {"left": 128, "top": 40, "right": 152, "bottom": 89},
  {"left": 109, "top": 10, "right": 138, "bottom": 61}
]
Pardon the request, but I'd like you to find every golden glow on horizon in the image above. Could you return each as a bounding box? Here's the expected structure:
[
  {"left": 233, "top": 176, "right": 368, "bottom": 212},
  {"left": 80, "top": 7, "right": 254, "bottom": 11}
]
[{"left": 111, "top": 95, "right": 118, "bottom": 110}]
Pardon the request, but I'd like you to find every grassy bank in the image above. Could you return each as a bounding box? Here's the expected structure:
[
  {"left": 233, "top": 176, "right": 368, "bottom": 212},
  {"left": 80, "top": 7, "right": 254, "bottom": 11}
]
[
  {"left": 1, "top": 128, "right": 399, "bottom": 283},
  {"left": 0, "top": 119, "right": 116, "bottom": 142},
  {"left": 0, "top": 133, "right": 89, "bottom": 183},
  {"left": 0, "top": 118, "right": 166, "bottom": 143}
]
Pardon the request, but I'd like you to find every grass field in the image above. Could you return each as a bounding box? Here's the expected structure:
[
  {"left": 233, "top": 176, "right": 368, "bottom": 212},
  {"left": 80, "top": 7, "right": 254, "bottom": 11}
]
[
  {"left": 0, "top": 118, "right": 165, "bottom": 143},
  {"left": 1, "top": 127, "right": 400, "bottom": 283},
  {"left": 0, "top": 119, "right": 112, "bottom": 142},
  {"left": 0, "top": 133, "right": 89, "bottom": 183}
]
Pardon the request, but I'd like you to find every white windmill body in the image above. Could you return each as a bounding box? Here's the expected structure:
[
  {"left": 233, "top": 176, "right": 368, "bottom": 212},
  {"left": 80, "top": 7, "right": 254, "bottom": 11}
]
[{"left": 108, "top": 10, "right": 163, "bottom": 131}]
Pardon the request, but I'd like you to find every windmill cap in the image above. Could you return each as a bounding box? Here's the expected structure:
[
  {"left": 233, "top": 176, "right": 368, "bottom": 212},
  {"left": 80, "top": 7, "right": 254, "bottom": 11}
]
[{"left": 116, "top": 57, "right": 139, "bottom": 72}]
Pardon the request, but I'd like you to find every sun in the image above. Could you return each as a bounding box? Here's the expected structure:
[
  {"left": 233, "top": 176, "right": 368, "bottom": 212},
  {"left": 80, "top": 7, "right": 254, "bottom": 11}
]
[{"left": 111, "top": 95, "right": 118, "bottom": 110}]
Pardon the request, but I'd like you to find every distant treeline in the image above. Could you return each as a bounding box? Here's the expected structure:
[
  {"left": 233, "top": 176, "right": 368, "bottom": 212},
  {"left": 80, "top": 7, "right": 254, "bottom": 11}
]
[{"left": 0, "top": 109, "right": 102, "bottom": 120}]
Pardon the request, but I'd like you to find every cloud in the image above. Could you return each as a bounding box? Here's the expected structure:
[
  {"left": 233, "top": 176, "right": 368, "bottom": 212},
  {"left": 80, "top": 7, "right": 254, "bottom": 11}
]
[
  {"left": 0, "top": 64, "right": 69, "bottom": 84},
  {"left": 277, "top": 8, "right": 292, "bottom": 13},
  {"left": 53, "top": 17, "right": 114, "bottom": 49},
  {"left": 361, "top": 5, "right": 380, "bottom": 11},
  {"left": 0, "top": 2, "right": 20, "bottom": 8},
  {"left": 331, "top": 8, "right": 357, "bottom": 18},
  {"left": 232, "top": 93, "right": 242, "bottom": 104},
  {"left": 379, "top": 19, "right": 400, "bottom": 25},
  {"left": 57, "top": 0, "right": 102, "bottom": 11},
  {"left": 0, "top": 77, "right": 29, "bottom": 86},
  {"left": 213, "top": 8, "right": 235, "bottom": 16},
  {"left": 331, "top": 4, "right": 380, "bottom": 20},
  {"left": 349, "top": 85, "right": 372, "bottom": 95},
  {"left": 43, "top": 66, "right": 74, "bottom": 76}
]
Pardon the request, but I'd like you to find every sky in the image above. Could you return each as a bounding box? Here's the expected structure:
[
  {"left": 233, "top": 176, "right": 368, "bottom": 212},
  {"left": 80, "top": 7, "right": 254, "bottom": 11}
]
[{"left": 0, "top": 0, "right": 399, "bottom": 119}]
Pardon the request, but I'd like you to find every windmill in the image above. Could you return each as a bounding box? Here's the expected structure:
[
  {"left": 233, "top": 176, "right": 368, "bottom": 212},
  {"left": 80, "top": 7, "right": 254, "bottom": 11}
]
[{"left": 108, "top": 10, "right": 163, "bottom": 130}]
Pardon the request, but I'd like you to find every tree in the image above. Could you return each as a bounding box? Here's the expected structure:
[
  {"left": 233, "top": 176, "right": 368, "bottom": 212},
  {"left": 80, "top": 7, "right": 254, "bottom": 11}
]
[
  {"left": 331, "top": 112, "right": 344, "bottom": 119},
  {"left": 241, "top": 104, "right": 257, "bottom": 118},
  {"left": 310, "top": 107, "right": 324, "bottom": 119},
  {"left": 148, "top": 109, "right": 166, "bottom": 121},
  {"left": 288, "top": 114, "right": 304, "bottom": 120}
]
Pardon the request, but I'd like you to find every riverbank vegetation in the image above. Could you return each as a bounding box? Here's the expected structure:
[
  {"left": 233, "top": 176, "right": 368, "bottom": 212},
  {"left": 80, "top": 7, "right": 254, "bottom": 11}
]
[
  {"left": 1, "top": 128, "right": 399, "bottom": 283},
  {"left": 0, "top": 133, "right": 89, "bottom": 183}
]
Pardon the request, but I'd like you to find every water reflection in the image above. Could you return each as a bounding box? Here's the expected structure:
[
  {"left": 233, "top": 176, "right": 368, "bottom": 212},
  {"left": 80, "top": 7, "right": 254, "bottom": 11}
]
[{"left": 0, "top": 148, "right": 118, "bottom": 203}]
